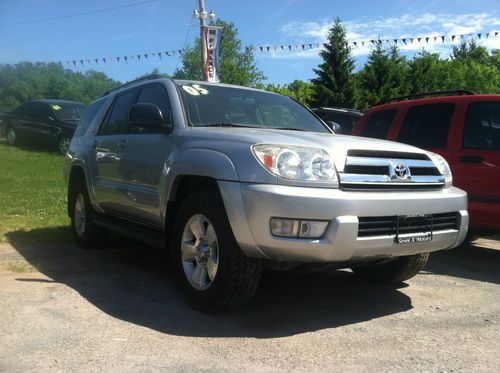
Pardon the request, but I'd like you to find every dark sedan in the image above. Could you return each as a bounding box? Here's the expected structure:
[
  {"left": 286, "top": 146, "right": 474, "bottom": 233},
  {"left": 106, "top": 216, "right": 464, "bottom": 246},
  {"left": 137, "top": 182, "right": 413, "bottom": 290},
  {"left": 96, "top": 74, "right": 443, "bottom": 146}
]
[{"left": 1, "top": 99, "right": 86, "bottom": 154}]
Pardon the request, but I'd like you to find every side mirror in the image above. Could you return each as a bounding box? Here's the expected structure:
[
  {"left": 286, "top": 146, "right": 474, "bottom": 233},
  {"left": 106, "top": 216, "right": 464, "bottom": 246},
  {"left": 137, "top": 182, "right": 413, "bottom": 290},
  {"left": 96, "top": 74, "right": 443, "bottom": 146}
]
[
  {"left": 129, "top": 103, "right": 172, "bottom": 132},
  {"left": 327, "top": 121, "right": 341, "bottom": 134}
]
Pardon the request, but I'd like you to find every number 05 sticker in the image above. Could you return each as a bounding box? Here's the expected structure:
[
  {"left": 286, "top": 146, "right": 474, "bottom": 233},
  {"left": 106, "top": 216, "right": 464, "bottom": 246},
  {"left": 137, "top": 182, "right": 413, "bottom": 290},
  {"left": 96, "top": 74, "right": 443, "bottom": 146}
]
[{"left": 182, "top": 84, "right": 209, "bottom": 96}]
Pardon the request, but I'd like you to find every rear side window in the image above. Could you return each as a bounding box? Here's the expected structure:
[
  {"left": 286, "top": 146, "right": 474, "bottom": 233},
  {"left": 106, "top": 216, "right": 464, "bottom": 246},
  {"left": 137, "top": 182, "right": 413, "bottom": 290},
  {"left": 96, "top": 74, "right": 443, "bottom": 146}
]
[
  {"left": 100, "top": 89, "right": 138, "bottom": 135},
  {"left": 74, "top": 98, "right": 106, "bottom": 137},
  {"left": 398, "top": 104, "right": 454, "bottom": 149},
  {"left": 463, "top": 102, "right": 500, "bottom": 149},
  {"left": 360, "top": 109, "right": 397, "bottom": 139},
  {"left": 14, "top": 102, "right": 38, "bottom": 118}
]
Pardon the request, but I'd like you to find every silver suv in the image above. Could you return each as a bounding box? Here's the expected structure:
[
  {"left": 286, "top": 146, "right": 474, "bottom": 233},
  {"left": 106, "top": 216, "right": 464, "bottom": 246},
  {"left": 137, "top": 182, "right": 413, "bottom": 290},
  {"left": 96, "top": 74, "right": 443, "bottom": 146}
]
[{"left": 64, "top": 76, "right": 468, "bottom": 311}]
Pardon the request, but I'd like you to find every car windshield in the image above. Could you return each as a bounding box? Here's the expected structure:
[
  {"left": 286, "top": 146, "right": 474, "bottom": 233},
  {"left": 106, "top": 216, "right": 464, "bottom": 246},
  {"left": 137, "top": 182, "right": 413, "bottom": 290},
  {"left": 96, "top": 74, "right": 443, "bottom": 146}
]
[
  {"left": 50, "top": 103, "right": 86, "bottom": 122},
  {"left": 177, "top": 82, "right": 330, "bottom": 133}
]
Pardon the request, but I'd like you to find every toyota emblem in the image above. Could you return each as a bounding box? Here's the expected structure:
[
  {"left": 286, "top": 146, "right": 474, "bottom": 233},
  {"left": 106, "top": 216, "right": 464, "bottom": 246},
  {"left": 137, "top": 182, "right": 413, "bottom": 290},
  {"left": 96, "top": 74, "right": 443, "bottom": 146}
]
[{"left": 394, "top": 164, "right": 409, "bottom": 178}]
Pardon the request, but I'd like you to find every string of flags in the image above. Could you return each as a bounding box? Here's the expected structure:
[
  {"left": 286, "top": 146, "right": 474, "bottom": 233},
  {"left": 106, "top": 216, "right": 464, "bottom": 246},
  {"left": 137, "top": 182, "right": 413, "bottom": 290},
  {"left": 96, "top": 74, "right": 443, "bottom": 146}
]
[
  {"left": 61, "top": 48, "right": 186, "bottom": 67},
  {"left": 252, "top": 30, "right": 500, "bottom": 53},
  {"left": 45, "top": 29, "right": 500, "bottom": 67}
]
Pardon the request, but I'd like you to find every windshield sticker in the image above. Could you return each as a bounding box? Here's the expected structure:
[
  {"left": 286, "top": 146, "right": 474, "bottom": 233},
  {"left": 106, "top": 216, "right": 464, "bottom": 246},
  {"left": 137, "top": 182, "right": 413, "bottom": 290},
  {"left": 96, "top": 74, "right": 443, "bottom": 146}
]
[
  {"left": 182, "top": 84, "right": 209, "bottom": 96},
  {"left": 51, "top": 104, "right": 62, "bottom": 110}
]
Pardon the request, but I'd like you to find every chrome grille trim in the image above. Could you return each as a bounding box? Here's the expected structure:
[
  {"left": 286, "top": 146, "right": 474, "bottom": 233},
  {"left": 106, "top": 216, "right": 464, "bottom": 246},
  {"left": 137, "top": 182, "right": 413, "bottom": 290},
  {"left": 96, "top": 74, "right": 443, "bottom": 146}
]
[{"left": 340, "top": 149, "right": 444, "bottom": 190}]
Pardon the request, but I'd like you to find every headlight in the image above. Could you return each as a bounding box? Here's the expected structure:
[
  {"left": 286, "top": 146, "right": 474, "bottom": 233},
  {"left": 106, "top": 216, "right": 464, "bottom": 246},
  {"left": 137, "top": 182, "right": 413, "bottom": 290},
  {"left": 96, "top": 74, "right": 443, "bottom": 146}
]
[
  {"left": 252, "top": 144, "right": 338, "bottom": 183},
  {"left": 428, "top": 152, "right": 452, "bottom": 188}
]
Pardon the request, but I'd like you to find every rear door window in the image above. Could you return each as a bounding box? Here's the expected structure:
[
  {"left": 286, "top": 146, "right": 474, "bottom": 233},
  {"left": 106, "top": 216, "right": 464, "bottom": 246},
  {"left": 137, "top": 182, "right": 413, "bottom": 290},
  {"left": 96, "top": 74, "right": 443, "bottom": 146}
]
[
  {"left": 75, "top": 98, "right": 106, "bottom": 137},
  {"left": 14, "top": 102, "right": 38, "bottom": 118},
  {"left": 100, "top": 89, "right": 138, "bottom": 135},
  {"left": 463, "top": 102, "right": 500, "bottom": 149},
  {"left": 397, "top": 103, "right": 454, "bottom": 148},
  {"left": 360, "top": 109, "right": 397, "bottom": 139}
]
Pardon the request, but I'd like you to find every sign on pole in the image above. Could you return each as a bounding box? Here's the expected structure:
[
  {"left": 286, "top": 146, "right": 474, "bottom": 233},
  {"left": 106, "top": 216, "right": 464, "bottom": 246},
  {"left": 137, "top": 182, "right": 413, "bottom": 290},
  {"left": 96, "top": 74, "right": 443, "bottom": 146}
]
[{"left": 203, "top": 26, "right": 222, "bottom": 82}]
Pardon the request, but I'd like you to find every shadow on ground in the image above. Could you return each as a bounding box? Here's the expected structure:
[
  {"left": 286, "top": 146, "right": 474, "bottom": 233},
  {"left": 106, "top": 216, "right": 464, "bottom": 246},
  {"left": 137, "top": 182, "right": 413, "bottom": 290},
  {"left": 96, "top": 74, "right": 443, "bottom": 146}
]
[
  {"left": 6, "top": 228, "right": 416, "bottom": 338},
  {"left": 425, "top": 239, "right": 500, "bottom": 285}
]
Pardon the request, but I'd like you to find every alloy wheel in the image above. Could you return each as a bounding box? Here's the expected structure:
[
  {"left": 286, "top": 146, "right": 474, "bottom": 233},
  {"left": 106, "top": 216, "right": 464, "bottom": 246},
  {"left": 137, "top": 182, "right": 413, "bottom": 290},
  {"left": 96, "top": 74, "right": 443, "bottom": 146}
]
[{"left": 181, "top": 214, "right": 219, "bottom": 291}]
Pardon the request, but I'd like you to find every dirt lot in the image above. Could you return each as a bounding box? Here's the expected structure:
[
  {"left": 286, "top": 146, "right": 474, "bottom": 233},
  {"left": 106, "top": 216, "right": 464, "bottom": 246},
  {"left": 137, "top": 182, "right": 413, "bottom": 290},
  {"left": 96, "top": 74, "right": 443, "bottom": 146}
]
[{"left": 0, "top": 233, "right": 499, "bottom": 372}]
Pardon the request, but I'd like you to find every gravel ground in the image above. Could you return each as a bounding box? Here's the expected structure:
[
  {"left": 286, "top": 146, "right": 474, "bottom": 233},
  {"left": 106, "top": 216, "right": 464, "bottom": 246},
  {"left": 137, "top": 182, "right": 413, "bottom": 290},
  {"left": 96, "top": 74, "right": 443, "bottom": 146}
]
[{"left": 0, "top": 235, "right": 499, "bottom": 372}]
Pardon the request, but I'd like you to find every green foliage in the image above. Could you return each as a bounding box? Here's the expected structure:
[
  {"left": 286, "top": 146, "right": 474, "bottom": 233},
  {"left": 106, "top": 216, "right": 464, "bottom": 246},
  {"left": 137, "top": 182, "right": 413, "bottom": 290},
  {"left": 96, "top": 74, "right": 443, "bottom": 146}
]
[
  {"left": 357, "top": 45, "right": 409, "bottom": 109},
  {"left": 263, "top": 80, "right": 314, "bottom": 106},
  {"left": 0, "top": 62, "right": 120, "bottom": 112},
  {"left": 311, "top": 18, "right": 356, "bottom": 108},
  {"left": 173, "top": 19, "right": 265, "bottom": 86}
]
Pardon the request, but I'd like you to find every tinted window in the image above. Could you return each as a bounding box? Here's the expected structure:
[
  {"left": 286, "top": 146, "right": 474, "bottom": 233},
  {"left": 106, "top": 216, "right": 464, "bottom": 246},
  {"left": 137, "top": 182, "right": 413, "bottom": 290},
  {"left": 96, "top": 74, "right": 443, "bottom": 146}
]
[
  {"left": 75, "top": 98, "right": 106, "bottom": 137},
  {"left": 314, "top": 110, "right": 361, "bottom": 134},
  {"left": 129, "top": 84, "right": 171, "bottom": 134},
  {"left": 178, "top": 83, "right": 329, "bottom": 133},
  {"left": 52, "top": 103, "right": 86, "bottom": 122},
  {"left": 463, "top": 102, "right": 500, "bottom": 149},
  {"left": 35, "top": 103, "right": 54, "bottom": 120},
  {"left": 14, "top": 102, "right": 38, "bottom": 118},
  {"left": 398, "top": 104, "right": 454, "bottom": 148},
  {"left": 101, "top": 90, "right": 138, "bottom": 135},
  {"left": 360, "top": 109, "right": 397, "bottom": 139}
]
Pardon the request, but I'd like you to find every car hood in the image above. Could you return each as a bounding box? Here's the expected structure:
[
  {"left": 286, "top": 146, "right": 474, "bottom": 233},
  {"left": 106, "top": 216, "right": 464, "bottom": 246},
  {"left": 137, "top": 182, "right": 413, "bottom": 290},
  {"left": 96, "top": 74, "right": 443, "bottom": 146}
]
[{"left": 183, "top": 127, "right": 430, "bottom": 172}]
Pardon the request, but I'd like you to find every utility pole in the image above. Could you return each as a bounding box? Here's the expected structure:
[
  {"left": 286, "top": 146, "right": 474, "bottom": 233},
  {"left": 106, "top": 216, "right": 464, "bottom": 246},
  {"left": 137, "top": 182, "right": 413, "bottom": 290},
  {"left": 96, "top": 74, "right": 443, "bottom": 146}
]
[{"left": 193, "top": 0, "right": 216, "bottom": 80}]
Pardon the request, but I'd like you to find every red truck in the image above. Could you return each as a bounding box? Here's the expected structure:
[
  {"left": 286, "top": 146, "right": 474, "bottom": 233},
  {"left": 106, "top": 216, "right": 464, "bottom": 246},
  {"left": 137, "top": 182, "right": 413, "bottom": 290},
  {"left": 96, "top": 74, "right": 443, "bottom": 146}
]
[{"left": 353, "top": 91, "right": 500, "bottom": 233}]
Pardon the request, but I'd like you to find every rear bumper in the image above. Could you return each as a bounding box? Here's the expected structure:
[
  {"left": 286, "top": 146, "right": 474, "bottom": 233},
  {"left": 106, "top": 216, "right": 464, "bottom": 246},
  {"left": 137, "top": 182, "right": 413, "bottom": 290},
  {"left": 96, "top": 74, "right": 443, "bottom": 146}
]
[{"left": 218, "top": 181, "right": 468, "bottom": 262}]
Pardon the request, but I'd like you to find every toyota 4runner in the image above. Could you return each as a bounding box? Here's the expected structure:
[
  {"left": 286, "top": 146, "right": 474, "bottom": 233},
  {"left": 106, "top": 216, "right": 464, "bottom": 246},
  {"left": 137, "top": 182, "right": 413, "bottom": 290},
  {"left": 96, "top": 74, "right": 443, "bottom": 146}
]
[{"left": 64, "top": 76, "right": 468, "bottom": 311}]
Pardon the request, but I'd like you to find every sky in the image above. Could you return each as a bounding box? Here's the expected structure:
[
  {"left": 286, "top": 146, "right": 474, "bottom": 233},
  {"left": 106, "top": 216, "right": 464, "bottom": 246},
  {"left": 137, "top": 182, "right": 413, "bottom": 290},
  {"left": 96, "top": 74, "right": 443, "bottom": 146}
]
[{"left": 1, "top": 0, "right": 500, "bottom": 85}]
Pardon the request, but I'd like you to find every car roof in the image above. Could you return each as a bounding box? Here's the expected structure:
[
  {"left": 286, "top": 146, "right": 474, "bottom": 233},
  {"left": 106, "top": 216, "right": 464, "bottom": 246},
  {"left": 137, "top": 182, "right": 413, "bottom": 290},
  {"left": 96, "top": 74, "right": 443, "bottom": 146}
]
[
  {"left": 312, "top": 107, "right": 363, "bottom": 115},
  {"left": 32, "top": 99, "right": 86, "bottom": 106},
  {"left": 368, "top": 94, "right": 500, "bottom": 111}
]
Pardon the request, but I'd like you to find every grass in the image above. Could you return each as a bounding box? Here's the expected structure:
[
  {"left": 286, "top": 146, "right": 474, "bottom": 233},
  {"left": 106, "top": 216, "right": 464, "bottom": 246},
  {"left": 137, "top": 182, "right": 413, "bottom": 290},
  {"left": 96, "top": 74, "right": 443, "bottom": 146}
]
[{"left": 0, "top": 140, "right": 71, "bottom": 243}]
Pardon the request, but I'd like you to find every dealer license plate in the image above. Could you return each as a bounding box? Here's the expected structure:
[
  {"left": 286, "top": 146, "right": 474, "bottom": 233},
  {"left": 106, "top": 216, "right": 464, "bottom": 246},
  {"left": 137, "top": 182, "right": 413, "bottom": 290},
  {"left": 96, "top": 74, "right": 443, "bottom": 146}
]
[{"left": 396, "top": 233, "right": 432, "bottom": 245}]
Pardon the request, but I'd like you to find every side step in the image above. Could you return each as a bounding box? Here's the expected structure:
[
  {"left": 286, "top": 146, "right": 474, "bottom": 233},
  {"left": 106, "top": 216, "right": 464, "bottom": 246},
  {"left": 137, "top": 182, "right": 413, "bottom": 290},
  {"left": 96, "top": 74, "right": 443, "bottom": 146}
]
[{"left": 93, "top": 215, "right": 166, "bottom": 249}]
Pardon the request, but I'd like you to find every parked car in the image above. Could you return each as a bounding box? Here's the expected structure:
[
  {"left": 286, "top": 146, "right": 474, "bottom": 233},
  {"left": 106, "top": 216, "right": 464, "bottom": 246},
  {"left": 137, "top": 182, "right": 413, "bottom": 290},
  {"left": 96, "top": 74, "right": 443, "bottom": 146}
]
[
  {"left": 310, "top": 107, "right": 363, "bottom": 134},
  {"left": 64, "top": 76, "right": 468, "bottom": 311},
  {"left": 353, "top": 90, "right": 500, "bottom": 233},
  {"left": 1, "top": 99, "right": 86, "bottom": 154}
]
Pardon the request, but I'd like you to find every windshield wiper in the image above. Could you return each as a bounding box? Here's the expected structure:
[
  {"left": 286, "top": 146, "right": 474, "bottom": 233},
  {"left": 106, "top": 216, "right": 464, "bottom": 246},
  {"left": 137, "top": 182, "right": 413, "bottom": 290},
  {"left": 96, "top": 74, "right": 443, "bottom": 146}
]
[
  {"left": 197, "top": 122, "right": 259, "bottom": 129},
  {"left": 272, "top": 127, "right": 304, "bottom": 131}
]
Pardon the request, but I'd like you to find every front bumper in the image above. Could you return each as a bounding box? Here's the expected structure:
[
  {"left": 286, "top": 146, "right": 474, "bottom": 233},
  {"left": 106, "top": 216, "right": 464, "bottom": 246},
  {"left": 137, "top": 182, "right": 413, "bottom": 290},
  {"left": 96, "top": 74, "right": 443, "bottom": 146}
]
[{"left": 218, "top": 181, "right": 468, "bottom": 262}]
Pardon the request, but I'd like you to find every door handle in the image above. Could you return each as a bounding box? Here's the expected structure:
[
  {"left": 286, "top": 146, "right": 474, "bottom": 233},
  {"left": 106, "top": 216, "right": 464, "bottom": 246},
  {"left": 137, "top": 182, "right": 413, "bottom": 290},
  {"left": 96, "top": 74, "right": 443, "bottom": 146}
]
[{"left": 459, "top": 155, "right": 484, "bottom": 163}]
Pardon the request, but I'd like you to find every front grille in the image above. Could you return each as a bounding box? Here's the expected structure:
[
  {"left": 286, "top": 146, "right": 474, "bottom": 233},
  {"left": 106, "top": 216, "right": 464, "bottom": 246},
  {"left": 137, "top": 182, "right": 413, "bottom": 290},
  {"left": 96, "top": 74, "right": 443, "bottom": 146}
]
[
  {"left": 340, "top": 149, "right": 444, "bottom": 190},
  {"left": 357, "top": 212, "right": 459, "bottom": 237}
]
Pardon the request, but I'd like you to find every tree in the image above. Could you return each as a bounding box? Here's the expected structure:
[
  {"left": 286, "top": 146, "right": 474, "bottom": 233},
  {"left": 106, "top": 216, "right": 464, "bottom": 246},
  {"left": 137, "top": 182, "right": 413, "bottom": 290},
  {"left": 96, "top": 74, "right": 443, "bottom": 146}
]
[
  {"left": 311, "top": 18, "right": 356, "bottom": 108},
  {"left": 408, "top": 51, "right": 449, "bottom": 93},
  {"left": 0, "top": 62, "right": 120, "bottom": 112},
  {"left": 263, "top": 80, "right": 314, "bottom": 106},
  {"left": 173, "top": 19, "right": 265, "bottom": 86},
  {"left": 451, "top": 40, "right": 489, "bottom": 64},
  {"left": 357, "top": 44, "right": 409, "bottom": 109}
]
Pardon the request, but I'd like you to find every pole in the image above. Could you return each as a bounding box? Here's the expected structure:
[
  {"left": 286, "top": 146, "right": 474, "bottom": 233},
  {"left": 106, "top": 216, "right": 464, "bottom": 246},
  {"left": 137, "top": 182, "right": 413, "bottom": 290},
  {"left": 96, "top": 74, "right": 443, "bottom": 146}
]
[{"left": 198, "top": 0, "right": 207, "bottom": 80}]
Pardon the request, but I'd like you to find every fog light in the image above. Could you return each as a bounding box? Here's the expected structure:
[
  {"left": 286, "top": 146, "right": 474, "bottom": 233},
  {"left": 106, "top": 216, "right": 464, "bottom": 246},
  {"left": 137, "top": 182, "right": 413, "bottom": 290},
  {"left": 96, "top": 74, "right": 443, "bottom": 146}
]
[
  {"left": 299, "top": 221, "right": 329, "bottom": 238},
  {"left": 270, "top": 218, "right": 329, "bottom": 238},
  {"left": 270, "top": 218, "right": 299, "bottom": 237}
]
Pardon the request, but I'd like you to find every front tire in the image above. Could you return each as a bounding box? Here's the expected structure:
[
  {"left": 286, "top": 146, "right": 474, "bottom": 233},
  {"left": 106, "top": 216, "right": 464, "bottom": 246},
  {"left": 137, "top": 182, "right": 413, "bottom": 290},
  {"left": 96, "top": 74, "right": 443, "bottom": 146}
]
[
  {"left": 69, "top": 180, "right": 107, "bottom": 249},
  {"left": 351, "top": 253, "right": 429, "bottom": 284},
  {"left": 172, "top": 189, "right": 262, "bottom": 312}
]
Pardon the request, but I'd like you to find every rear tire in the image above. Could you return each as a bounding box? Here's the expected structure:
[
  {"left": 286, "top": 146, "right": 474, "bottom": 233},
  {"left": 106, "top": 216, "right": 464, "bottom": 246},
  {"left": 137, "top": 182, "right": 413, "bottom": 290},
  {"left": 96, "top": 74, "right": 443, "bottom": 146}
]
[
  {"left": 351, "top": 253, "right": 429, "bottom": 284},
  {"left": 172, "top": 189, "right": 262, "bottom": 312},
  {"left": 58, "top": 136, "right": 71, "bottom": 155},
  {"left": 69, "top": 178, "right": 107, "bottom": 249},
  {"left": 6, "top": 127, "right": 16, "bottom": 145}
]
